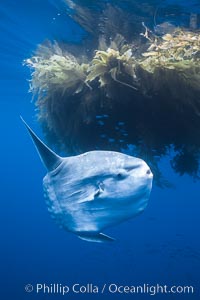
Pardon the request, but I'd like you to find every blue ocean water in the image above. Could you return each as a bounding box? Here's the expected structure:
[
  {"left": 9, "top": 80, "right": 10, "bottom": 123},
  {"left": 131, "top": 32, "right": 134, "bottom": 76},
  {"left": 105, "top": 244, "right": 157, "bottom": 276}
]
[{"left": 1, "top": 0, "right": 200, "bottom": 299}]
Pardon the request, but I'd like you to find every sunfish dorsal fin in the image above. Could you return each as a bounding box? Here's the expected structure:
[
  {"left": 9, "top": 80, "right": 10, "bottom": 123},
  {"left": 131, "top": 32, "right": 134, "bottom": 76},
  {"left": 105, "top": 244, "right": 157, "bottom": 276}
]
[{"left": 21, "top": 117, "right": 62, "bottom": 171}]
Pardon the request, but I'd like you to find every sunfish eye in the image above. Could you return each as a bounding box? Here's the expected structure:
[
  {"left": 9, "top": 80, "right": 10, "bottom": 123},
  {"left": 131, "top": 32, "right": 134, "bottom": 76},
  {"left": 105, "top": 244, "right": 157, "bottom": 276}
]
[{"left": 117, "top": 173, "right": 126, "bottom": 179}]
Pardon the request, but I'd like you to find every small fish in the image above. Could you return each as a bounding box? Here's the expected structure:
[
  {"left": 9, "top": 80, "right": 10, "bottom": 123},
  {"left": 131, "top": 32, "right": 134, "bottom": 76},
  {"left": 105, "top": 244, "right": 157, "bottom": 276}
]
[
  {"left": 97, "top": 120, "right": 105, "bottom": 126},
  {"left": 21, "top": 117, "right": 153, "bottom": 243},
  {"left": 154, "top": 22, "right": 176, "bottom": 35},
  {"left": 189, "top": 13, "right": 198, "bottom": 30}
]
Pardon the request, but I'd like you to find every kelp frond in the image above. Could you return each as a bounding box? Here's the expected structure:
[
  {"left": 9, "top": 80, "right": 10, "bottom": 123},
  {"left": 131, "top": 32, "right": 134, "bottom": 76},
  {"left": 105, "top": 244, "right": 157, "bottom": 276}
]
[
  {"left": 24, "top": 42, "right": 89, "bottom": 101},
  {"left": 86, "top": 38, "right": 138, "bottom": 90},
  {"left": 140, "top": 29, "right": 200, "bottom": 67},
  {"left": 137, "top": 29, "right": 200, "bottom": 103}
]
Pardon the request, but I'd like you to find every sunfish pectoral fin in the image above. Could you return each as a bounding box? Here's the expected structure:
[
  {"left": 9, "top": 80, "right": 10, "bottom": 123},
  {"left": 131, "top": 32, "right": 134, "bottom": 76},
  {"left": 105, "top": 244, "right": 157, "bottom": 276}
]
[
  {"left": 20, "top": 116, "right": 63, "bottom": 171},
  {"left": 77, "top": 190, "right": 102, "bottom": 204},
  {"left": 78, "top": 233, "right": 115, "bottom": 243}
]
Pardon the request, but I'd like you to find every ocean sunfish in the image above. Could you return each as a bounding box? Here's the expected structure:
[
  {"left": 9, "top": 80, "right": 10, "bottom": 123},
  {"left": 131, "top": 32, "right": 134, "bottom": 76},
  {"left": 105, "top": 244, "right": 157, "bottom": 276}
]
[{"left": 21, "top": 118, "right": 153, "bottom": 243}]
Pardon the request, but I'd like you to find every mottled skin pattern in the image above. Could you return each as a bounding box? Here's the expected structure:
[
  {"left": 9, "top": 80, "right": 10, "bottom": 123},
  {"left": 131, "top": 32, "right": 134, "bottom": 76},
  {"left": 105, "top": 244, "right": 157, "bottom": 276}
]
[{"left": 44, "top": 151, "right": 153, "bottom": 234}]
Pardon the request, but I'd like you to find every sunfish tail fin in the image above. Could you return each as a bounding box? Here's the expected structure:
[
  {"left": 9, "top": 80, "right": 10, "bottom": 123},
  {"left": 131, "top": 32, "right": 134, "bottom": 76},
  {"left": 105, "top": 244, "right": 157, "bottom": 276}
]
[
  {"left": 20, "top": 116, "right": 62, "bottom": 171},
  {"left": 78, "top": 233, "right": 115, "bottom": 243}
]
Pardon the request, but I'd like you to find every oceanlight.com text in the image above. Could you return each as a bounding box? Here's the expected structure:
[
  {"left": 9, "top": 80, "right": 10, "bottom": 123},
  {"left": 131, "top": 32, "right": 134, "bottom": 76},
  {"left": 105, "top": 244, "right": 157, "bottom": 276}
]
[{"left": 25, "top": 283, "right": 194, "bottom": 296}]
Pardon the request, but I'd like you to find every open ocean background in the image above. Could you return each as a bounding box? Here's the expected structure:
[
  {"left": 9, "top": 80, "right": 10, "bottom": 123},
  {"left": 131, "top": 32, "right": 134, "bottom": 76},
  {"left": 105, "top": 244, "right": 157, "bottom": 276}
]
[{"left": 1, "top": 0, "right": 200, "bottom": 299}]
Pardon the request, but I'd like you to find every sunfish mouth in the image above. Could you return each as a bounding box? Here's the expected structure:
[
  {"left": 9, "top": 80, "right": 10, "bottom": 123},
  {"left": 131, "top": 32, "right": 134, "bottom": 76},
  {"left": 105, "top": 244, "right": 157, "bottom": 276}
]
[{"left": 146, "top": 168, "right": 153, "bottom": 177}]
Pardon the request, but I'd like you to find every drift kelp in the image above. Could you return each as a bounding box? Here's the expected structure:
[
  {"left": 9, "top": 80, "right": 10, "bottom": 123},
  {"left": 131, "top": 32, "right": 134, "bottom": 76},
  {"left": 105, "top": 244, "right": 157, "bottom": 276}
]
[
  {"left": 24, "top": 3, "right": 200, "bottom": 182},
  {"left": 138, "top": 29, "right": 200, "bottom": 102},
  {"left": 86, "top": 35, "right": 138, "bottom": 91}
]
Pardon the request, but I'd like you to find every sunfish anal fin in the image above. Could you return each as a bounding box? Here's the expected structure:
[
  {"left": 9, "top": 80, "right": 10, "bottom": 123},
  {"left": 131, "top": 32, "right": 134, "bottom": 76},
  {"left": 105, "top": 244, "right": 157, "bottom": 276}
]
[{"left": 78, "top": 233, "right": 115, "bottom": 243}]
